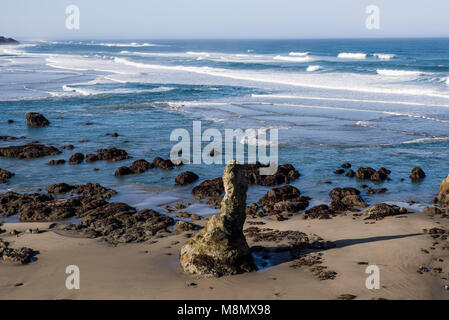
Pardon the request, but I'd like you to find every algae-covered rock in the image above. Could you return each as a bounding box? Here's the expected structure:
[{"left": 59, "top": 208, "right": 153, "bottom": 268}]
[
  {"left": 180, "top": 160, "right": 257, "bottom": 277},
  {"left": 438, "top": 174, "right": 449, "bottom": 208}
]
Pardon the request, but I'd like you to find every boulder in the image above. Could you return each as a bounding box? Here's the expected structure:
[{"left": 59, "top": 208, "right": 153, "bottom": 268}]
[
  {"left": 175, "top": 171, "right": 199, "bottom": 185},
  {"left": 304, "top": 205, "right": 336, "bottom": 220},
  {"left": 114, "top": 166, "right": 133, "bottom": 176},
  {"left": 329, "top": 187, "right": 366, "bottom": 210},
  {"left": 410, "top": 167, "right": 426, "bottom": 180},
  {"left": 243, "top": 162, "right": 300, "bottom": 186},
  {"left": 191, "top": 177, "right": 224, "bottom": 200},
  {"left": 46, "top": 159, "right": 66, "bottom": 166},
  {"left": 423, "top": 207, "right": 442, "bottom": 216},
  {"left": 258, "top": 185, "right": 309, "bottom": 216},
  {"left": 175, "top": 220, "right": 196, "bottom": 233},
  {"left": 69, "top": 153, "right": 84, "bottom": 164},
  {"left": 95, "top": 148, "right": 130, "bottom": 161},
  {"left": 129, "top": 159, "right": 153, "bottom": 173},
  {"left": 0, "top": 168, "right": 14, "bottom": 184},
  {"left": 180, "top": 160, "right": 257, "bottom": 277},
  {"left": 26, "top": 112, "right": 49, "bottom": 127}
]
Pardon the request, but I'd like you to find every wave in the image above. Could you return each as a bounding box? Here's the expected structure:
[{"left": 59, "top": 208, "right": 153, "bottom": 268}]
[
  {"left": 60, "top": 84, "right": 174, "bottom": 96},
  {"left": 186, "top": 51, "right": 211, "bottom": 57},
  {"left": 376, "top": 69, "right": 423, "bottom": 77},
  {"left": 400, "top": 136, "right": 449, "bottom": 145},
  {"left": 373, "top": 53, "right": 396, "bottom": 60},
  {"left": 289, "top": 52, "right": 309, "bottom": 57},
  {"left": 88, "top": 42, "right": 164, "bottom": 47},
  {"left": 337, "top": 52, "right": 367, "bottom": 59},
  {"left": 273, "top": 55, "right": 312, "bottom": 62},
  {"left": 306, "top": 65, "right": 323, "bottom": 72}
]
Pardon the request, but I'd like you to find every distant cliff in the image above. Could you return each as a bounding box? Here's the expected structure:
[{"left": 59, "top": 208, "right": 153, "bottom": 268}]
[{"left": 0, "top": 36, "right": 19, "bottom": 45}]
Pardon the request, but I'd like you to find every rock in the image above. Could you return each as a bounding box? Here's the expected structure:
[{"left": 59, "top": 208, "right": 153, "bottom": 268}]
[
  {"left": 180, "top": 160, "right": 257, "bottom": 277},
  {"left": 337, "top": 294, "right": 357, "bottom": 300},
  {"left": 72, "top": 204, "right": 174, "bottom": 244},
  {"left": 85, "top": 154, "right": 99, "bottom": 162},
  {"left": 345, "top": 169, "right": 355, "bottom": 177},
  {"left": 366, "top": 187, "right": 387, "bottom": 194},
  {"left": 333, "top": 169, "right": 345, "bottom": 174},
  {"left": 438, "top": 174, "right": 449, "bottom": 208},
  {"left": 364, "top": 203, "right": 403, "bottom": 220},
  {"left": 175, "top": 221, "right": 196, "bottom": 233},
  {"left": 45, "top": 183, "right": 73, "bottom": 194},
  {"left": 69, "top": 153, "right": 84, "bottom": 164},
  {"left": 60, "top": 145, "right": 74, "bottom": 150},
  {"left": 329, "top": 187, "right": 366, "bottom": 209},
  {"left": 410, "top": 167, "right": 426, "bottom": 180},
  {"left": 18, "top": 197, "right": 82, "bottom": 222},
  {"left": 304, "top": 205, "right": 335, "bottom": 219},
  {"left": 1, "top": 247, "right": 36, "bottom": 264},
  {"left": 26, "top": 112, "right": 50, "bottom": 127},
  {"left": 129, "top": 159, "right": 153, "bottom": 173},
  {"left": 191, "top": 214, "right": 201, "bottom": 221},
  {"left": 0, "top": 169, "right": 14, "bottom": 184},
  {"left": 341, "top": 163, "right": 351, "bottom": 169},
  {"left": 356, "top": 167, "right": 391, "bottom": 181},
  {"left": 114, "top": 166, "right": 133, "bottom": 176},
  {"left": 95, "top": 148, "right": 130, "bottom": 162},
  {"left": 0, "top": 192, "right": 54, "bottom": 217},
  {"left": 243, "top": 162, "right": 300, "bottom": 186},
  {"left": 152, "top": 157, "right": 176, "bottom": 170},
  {"left": 46, "top": 159, "right": 66, "bottom": 166},
  {"left": 0, "top": 36, "right": 19, "bottom": 45},
  {"left": 258, "top": 185, "right": 309, "bottom": 216},
  {"left": 175, "top": 171, "right": 199, "bottom": 185},
  {"left": 106, "top": 132, "right": 119, "bottom": 137},
  {"left": 423, "top": 207, "right": 442, "bottom": 216},
  {"left": 70, "top": 183, "right": 117, "bottom": 199},
  {"left": 191, "top": 177, "right": 224, "bottom": 200},
  {"left": 7, "top": 120, "right": 14, "bottom": 124},
  {"left": 0, "top": 143, "right": 61, "bottom": 159}
]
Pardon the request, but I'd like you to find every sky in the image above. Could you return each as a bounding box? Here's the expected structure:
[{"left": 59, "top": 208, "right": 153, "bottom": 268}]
[{"left": 1, "top": 0, "right": 449, "bottom": 40}]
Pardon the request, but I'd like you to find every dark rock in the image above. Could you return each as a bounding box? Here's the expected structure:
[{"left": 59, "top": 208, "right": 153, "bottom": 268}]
[
  {"left": 175, "top": 221, "right": 196, "bottom": 233},
  {"left": 0, "top": 169, "right": 14, "bottom": 184},
  {"left": 410, "top": 167, "right": 426, "bottom": 180},
  {"left": 18, "top": 197, "right": 82, "bottom": 222},
  {"left": 106, "top": 132, "right": 119, "bottom": 137},
  {"left": 0, "top": 192, "right": 54, "bottom": 217},
  {"left": 175, "top": 171, "right": 199, "bottom": 185},
  {"left": 26, "top": 112, "right": 50, "bottom": 127},
  {"left": 129, "top": 159, "right": 153, "bottom": 173},
  {"left": 329, "top": 187, "right": 366, "bottom": 209},
  {"left": 258, "top": 185, "right": 309, "bottom": 216},
  {"left": 114, "top": 166, "right": 133, "bottom": 176},
  {"left": 7, "top": 120, "right": 14, "bottom": 124},
  {"left": 423, "top": 207, "right": 442, "bottom": 216},
  {"left": 96, "top": 147, "right": 130, "bottom": 162},
  {"left": 333, "top": 169, "right": 345, "bottom": 174},
  {"left": 46, "top": 159, "right": 66, "bottom": 166},
  {"left": 0, "top": 143, "right": 61, "bottom": 159},
  {"left": 243, "top": 162, "right": 300, "bottom": 186},
  {"left": 1, "top": 247, "right": 36, "bottom": 265},
  {"left": 68, "top": 153, "right": 84, "bottom": 164},
  {"left": 364, "top": 203, "right": 404, "bottom": 220},
  {"left": 341, "top": 163, "right": 352, "bottom": 169},
  {"left": 72, "top": 203, "right": 174, "bottom": 244},
  {"left": 366, "top": 187, "right": 387, "bottom": 194},
  {"left": 152, "top": 157, "right": 175, "bottom": 170},
  {"left": 60, "top": 145, "right": 74, "bottom": 150},
  {"left": 192, "top": 177, "right": 224, "bottom": 200},
  {"left": 356, "top": 167, "right": 376, "bottom": 180},
  {"left": 45, "top": 183, "right": 73, "bottom": 194},
  {"left": 85, "top": 154, "right": 99, "bottom": 162},
  {"left": 304, "top": 205, "right": 335, "bottom": 219},
  {"left": 345, "top": 169, "right": 355, "bottom": 177}
]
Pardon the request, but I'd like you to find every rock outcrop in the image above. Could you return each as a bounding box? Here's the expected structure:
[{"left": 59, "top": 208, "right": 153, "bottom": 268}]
[
  {"left": 364, "top": 203, "right": 406, "bottom": 220},
  {"left": 410, "top": 167, "right": 426, "bottom": 181},
  {"left": 257, "top": 185, "right": 309, "bottom": 217},
  {"left": 0, "top": 169, "right": 14, "bottom": 184},
  {"left": 175, "top": 171, "right": 199, "bottom": 185},
  {"left": 329, "top": 187, "right": 366, "bottom": 211},
  {"left": 438, "top": 174, "right": 449, "bottom": 208},
  {"left": 0, "top": 143, "right": 61, "bottom": 159},
  {"left": 180, "top": 160, "right": 257, "bottom": 277},
  {"left": 26, "top": 112, "right": 50, "bottom": 127}
]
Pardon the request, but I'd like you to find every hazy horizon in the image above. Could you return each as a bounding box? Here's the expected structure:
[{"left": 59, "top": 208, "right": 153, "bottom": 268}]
[{"left": 2, "top": 0, "right": 449, "bottom": 40}]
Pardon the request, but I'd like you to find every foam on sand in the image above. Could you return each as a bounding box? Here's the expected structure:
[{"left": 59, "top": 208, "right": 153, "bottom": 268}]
[{"left": 337, "top": 52, "right": 367, "bottom": 59}]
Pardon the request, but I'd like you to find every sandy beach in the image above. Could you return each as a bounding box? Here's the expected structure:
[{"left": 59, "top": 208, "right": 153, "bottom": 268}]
[{"left": 1, "top": 207, "right": 447, "bottom": 300}]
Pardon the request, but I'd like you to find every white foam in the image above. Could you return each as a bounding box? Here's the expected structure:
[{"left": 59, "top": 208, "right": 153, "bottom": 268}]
[
  {"left": 337, "top": 52, "right": 367, "bottom": 59},
  {"left": 306, "top": 65, "right": 323, "bottom": 72},
  {"left": 89, "top": 42, "right": 164, "bottom": 47},
  {"left": 373, "top": 53, "right": 396, "bottom": 60},
  {"left": 186, "top": 51, "right": 211, "bottom": 57},
  {"left": 273, "top": 55, "right": 312, "bottom": 62},
  {"left": 289, "top": 52, "right": 309, "bottom": 57},
  {"left": 376, "top": 69, "right": 423, "bottom": 77}
]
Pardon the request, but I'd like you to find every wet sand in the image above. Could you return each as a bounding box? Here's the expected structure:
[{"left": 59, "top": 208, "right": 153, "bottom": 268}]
[{"left": 1, "top": 209, "right": 448, "bottom": 300}]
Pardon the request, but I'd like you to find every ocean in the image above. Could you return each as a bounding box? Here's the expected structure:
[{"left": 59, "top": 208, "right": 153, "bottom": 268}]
[{"left": 1, "top": 38, "right": 449, "bottom": 215}]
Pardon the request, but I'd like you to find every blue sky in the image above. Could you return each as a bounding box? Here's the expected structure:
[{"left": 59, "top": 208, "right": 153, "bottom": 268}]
[{"left": 1, "top": 0, "right": 449, "bottom": 39}]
